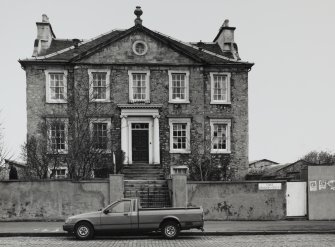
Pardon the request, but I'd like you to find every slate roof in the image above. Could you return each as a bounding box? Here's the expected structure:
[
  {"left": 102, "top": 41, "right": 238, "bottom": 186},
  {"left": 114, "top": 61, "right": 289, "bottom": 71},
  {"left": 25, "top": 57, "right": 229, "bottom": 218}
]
[
  {"left": 39, "top": 39, "right": 78, "bottom": 56},
  {"left": 20, "top": 25, "right": 253, "bottom": 66}
]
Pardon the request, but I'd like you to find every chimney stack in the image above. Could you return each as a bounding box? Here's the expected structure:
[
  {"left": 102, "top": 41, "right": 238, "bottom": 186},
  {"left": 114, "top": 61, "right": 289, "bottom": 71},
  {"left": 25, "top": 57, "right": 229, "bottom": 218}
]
[
  {"left": 213, "top": 20, "right": 240, "bottom": 60},
  {"left": 32, "top": 14, "right": 56, "bottom": 57}
]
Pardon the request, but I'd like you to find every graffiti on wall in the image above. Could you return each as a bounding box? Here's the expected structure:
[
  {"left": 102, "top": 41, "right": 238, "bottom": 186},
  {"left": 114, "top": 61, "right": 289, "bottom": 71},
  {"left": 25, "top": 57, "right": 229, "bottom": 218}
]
[{"left": 309, "top": 180, "right": 335, "bottom": 191}]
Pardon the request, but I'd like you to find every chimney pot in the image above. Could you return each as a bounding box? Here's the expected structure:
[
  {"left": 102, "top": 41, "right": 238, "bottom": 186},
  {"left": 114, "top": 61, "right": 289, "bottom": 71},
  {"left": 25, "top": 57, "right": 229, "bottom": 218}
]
[{"left": 42, "top": 14, "right": 49, "bottom": 23}]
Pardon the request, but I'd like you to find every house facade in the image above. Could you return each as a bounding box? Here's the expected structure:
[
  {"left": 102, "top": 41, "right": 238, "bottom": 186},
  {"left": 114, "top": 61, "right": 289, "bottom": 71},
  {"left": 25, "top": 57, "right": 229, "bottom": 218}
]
[{"left": 19, "top": 8, "right": 253, "bottom": 180}]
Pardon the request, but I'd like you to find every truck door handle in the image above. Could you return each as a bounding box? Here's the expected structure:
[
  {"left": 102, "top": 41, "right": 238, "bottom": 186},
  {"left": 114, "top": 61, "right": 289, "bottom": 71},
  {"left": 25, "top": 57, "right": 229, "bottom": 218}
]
[{"left": 124, "top": 213, "right": 130, "bottom": 216}]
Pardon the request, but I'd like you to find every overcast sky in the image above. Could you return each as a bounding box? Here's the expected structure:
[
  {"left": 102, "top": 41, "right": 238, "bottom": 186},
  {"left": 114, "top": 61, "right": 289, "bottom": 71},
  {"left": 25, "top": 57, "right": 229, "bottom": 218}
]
[{"left": 0, "top": 0, "right": 334, "bottom": 163}]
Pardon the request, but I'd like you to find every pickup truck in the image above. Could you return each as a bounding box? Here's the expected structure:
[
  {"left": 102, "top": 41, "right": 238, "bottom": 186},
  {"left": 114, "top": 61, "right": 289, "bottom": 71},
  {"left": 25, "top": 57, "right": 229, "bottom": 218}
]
[{"left": 63, "top": 198, "right": 204, "bottom": 240}]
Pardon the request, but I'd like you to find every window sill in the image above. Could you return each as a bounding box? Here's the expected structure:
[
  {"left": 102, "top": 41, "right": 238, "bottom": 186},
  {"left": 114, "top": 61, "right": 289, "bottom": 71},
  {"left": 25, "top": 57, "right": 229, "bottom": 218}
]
[
  {"left": 210, "top": 150, "right": 231, "bottom": 154},
  {"left": 46, "top": 101, "right": 68, "bottom": 104},
  {"left": 210, "top": 101, "right": 231, "bottom": 105},
  {"left": 168, "top": 101, "right": 190, "bottom": 104},
  {"left": 89, "top": 99, "right": 111, "bottom": 103},
  {"left": 129, "top": 99, "right": 151, "bottom": 104},
  {"left": 47, "top": 150, "right": 68, "bottom": 154},
  {"left": 169, "top": 150, "right": 191, "bottom": 154}
]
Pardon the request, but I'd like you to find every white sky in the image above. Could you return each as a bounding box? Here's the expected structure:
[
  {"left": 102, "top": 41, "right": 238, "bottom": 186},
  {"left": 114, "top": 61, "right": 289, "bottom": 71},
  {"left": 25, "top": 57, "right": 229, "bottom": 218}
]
[{"left": 0, "top": 0, "right": 334, "bottom": 163}]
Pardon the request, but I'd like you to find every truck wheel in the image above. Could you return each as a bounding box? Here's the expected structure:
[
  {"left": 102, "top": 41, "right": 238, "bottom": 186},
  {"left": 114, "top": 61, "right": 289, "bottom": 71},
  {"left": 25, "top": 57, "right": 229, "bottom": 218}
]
[
  {"left": 74, "top": 221, "right": 94, "bottom": 240},
  {"left": 161, "top": 221, "right": 180, "bottom": 239}
]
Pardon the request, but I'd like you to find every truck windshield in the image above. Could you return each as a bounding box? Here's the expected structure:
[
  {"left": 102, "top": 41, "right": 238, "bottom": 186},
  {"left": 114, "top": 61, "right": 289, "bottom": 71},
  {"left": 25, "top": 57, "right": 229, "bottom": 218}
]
[{"left": 106, "top": 201, "right": 131, "bottom": 213}]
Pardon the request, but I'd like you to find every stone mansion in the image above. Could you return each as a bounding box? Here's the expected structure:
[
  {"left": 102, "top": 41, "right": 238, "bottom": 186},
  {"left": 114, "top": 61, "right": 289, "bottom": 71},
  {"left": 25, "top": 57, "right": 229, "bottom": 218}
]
[{"left": 19, "top": 7, "right": 253, "bottom": 180}]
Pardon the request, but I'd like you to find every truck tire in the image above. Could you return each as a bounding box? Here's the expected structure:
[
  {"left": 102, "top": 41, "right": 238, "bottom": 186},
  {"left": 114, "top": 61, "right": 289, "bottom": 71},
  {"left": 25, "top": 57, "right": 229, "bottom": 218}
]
[
  {"left": 74, "top": 221, "right": 94, "bottom": 240},
  {"left": 161, "top": 221, "right": 180, "bottom": 239}
]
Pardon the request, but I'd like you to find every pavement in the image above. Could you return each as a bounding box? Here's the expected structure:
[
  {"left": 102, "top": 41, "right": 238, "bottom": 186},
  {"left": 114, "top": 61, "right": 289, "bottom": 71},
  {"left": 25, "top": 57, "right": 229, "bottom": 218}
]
[{"left": 0, "top": 220, "right": 335, "bottom": 237}]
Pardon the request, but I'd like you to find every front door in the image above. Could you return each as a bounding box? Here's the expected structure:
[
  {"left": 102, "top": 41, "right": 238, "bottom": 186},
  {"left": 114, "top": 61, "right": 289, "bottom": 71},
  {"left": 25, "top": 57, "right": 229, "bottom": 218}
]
[
  {"left": 286, "top": 182, "right": 307, "bottom": 217},
  {"left": 132, "top": 123, "right": 149, "bottom": 162}
]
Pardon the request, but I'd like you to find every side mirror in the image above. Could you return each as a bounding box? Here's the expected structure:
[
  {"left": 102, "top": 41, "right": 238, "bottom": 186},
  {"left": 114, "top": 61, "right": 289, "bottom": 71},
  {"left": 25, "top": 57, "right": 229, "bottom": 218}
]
[{"left": 103, "top": 209, "right": 109, "bottom": 214}]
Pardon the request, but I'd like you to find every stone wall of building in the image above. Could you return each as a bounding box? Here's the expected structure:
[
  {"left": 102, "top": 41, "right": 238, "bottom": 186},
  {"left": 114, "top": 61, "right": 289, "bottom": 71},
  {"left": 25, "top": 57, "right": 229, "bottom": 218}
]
[{"left": 25, "top": 31, "right": 249, "bottom": 180}]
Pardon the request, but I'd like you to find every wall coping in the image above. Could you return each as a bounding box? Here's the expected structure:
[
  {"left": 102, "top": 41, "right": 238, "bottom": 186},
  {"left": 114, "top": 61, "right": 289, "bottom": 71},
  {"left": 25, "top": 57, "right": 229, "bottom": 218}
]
[
  {"left": 0, "top": 179, "right": 109, "bottom": 183},
  {"left": 187, "top": 180, "right": 287, "bottom": 185}
]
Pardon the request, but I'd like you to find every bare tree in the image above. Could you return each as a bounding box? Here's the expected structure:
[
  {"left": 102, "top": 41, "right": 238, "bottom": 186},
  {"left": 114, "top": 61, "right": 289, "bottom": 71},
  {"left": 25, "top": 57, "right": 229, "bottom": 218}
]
[
  {"left": 189, "top": 131, "right": 232, "bottom": 181},
  {"left": 23, "top": 71, "right": 124, "bottom": 180},
  {"left": 302, "top": 150, "right": 335, "bottom": 165}
]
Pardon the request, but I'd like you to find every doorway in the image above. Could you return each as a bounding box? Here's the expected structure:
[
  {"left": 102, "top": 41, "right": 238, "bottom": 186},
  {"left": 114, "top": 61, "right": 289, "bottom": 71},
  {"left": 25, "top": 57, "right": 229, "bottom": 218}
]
[
  {"left": 286, "top": 182, "right": 307, "bottom": 217},
  {"left": 131, "top": 123, "right": 149, "bottom": 162}
]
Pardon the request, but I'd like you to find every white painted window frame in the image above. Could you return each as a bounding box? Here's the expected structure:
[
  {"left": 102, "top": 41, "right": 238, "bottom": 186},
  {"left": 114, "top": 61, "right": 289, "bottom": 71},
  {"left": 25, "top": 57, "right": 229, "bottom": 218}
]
[
  {"left": 169, "top": 118, "right": 191, "bottom": 154},
  {"left": 210, "top": 119, "right": 231, "bottom": 154},
  {"left": 88, "top": 69, "right": 111, "bottom": 102},
  {"left": 128, "top": 70, "right": 150, "bottom": 103},
  {"left": 168, "top": 70, "right": 190, "bottom": 103},
  {"left": 89, "top": 118, "right": 112, "bottom": 153},
  {"left": 45, "top": 69, "right": 68, "bottom": 103},
  {"left": 210, "top": 72, "right": 231, "bottom": 104},
  {"left": 46, "top": 118, "right": 69, "bottom": 154}
]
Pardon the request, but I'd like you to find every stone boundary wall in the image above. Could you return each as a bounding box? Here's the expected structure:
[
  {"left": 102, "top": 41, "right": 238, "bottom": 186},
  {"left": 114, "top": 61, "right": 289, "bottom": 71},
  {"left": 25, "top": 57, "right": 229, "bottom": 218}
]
[
  {"left": 187, "top": 181, "right": 286, "bottom": 220},
  {"left": 308, "top": 166, "right": 335, "bottom": 220},
  {"left": 0, "top": 179, "right": 112, "bottom": 221}
]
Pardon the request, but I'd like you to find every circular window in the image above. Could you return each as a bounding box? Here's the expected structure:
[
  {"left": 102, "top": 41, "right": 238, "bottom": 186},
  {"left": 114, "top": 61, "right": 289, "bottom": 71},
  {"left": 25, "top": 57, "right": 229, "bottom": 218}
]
[{"left": 133, "top": 41, "right": 148, "bottom": 55}]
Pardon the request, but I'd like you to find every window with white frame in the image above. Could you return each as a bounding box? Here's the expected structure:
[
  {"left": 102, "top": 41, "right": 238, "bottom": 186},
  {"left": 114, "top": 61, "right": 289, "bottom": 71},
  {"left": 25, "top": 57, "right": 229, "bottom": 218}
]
[
  {"left": 88, "top": 69, "right": 110, "bottom": 102},
  {"left": 128, "top": 71, "right": 150, "bottom": 103},
  {"left": 47, "top": 118, "right": 68, "bottom": 153},
  {"left": 169, "top": 118, "right": 191, "bottom": 153},
  {"left": 210, "top": 119, "right": 231, "bottom": 153},
  {"left": 168, "top": 71, "right": 189, "bottom": 103},
  {"left": 210, "top": 72, "right": 231, "bottom": 104},
  {"left": 45, "top": 70, "right": 68, "bottom": 103},
  {"left": 90, "top": 118, "right": 111, "bottom": 151}
]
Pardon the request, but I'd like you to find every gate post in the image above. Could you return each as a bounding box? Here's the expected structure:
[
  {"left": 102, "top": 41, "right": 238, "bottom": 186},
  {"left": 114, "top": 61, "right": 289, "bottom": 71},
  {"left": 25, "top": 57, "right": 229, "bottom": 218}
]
[
  {"left": 109, "top": 174, "right": 124, "bottom": 203},
  {"left": 172, "top": 174, "right": 187, "bottom": 207}
]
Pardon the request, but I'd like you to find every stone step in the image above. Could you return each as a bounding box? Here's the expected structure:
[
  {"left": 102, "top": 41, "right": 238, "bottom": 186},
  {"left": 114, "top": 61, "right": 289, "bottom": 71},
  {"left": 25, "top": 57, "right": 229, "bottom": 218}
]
[
  {"left": 124, "top": 176, "right": 165, "bottom": 180},
  {"left": 123, "top": 170, "right": 164, "bottom": 174}
]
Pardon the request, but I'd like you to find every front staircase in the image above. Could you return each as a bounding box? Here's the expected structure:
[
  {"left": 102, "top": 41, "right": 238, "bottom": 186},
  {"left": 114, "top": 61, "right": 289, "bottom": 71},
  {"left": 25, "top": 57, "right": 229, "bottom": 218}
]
[{"left": 123, "top": 163, "right": 171, "bottom": 208}]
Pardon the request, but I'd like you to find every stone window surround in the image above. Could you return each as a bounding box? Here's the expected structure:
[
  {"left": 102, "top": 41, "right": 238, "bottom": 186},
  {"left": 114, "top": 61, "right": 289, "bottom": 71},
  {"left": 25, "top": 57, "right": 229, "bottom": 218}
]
[
  {"left": 128, "top": 70, "right": 150, "bottom": 103},
  {"left": 89, "top": 118, "right": 112, "bottom": 153},
  {"left": 168, "top": 70, "right": 190, "bottom": 104},
  {"left": 132, "top": 40, "right": 148, "bottom": 56},
  {"left": 169, "top": 118, "right": 191, "bottom": 154},
  {"left": 88, "top": 69, "right": 111, "bottom": 102},
  {"left": 210, "top": 119, "right": 231, "bottom": 154},
  {"left": 210, "top": 72, "right": 231, "bottom": 104},
  {"left": 45, "top": 69, "right": 68, "bottom": 103},
  {"left": 46, "top": 117, "right": 69, "bottom": 154}
]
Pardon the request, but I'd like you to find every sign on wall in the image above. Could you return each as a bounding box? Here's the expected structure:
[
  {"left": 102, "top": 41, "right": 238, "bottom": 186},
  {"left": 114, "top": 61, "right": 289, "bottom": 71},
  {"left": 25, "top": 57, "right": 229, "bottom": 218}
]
[
  {"left": 258, "top": 183, "right": 282, "bottom": 190},
  {"left": 309, "top": 180, "right": 335, "bottom": 191}
]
